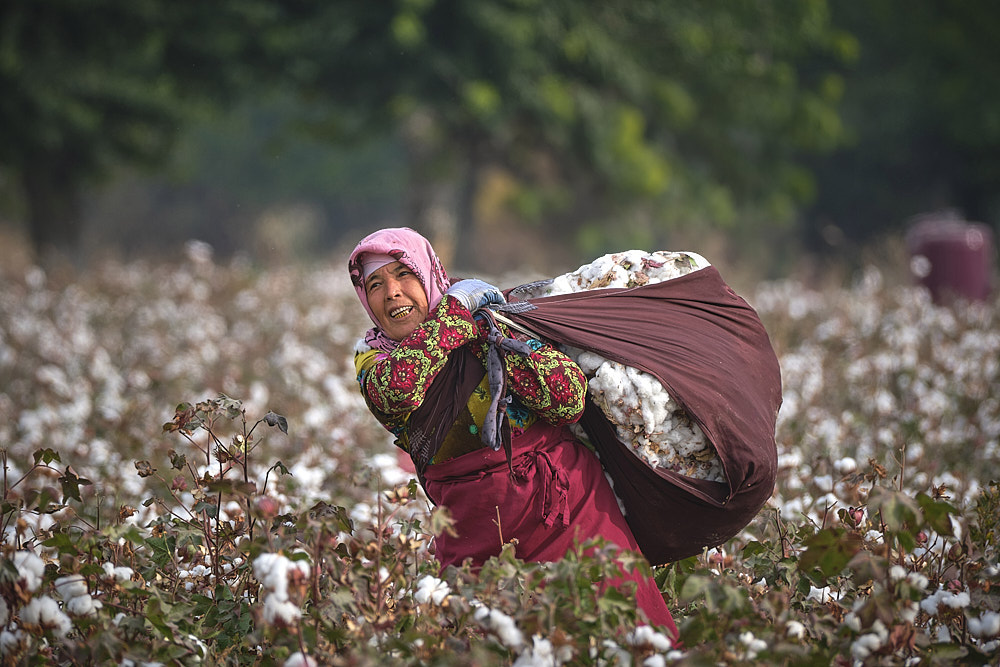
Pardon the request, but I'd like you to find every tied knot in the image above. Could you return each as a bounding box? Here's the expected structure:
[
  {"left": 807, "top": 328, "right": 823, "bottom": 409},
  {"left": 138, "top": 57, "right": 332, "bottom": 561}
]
[
  {"left": 511, "top": 450, "right": 570, "bottom": 528},
  {"left": 478, "top": 310, "right": 533, "bottom": 452}
]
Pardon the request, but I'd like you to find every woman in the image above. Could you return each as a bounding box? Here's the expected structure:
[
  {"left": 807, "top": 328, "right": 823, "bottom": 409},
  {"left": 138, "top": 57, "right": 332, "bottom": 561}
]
[{"left": 349, "top": 227, "right": 678, "bottom": 635}]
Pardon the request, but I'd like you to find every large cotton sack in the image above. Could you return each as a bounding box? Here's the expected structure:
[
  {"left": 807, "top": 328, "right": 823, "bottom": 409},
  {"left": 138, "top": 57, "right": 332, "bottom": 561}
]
[{"left": 502, "top": 260, "right": 781, "bottom": 565}]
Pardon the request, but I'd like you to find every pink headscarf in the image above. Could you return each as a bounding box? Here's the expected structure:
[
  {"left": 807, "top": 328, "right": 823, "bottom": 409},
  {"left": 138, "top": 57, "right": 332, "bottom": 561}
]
[{"left": 348, "top": 227, "right": 450, "bottom": 351}]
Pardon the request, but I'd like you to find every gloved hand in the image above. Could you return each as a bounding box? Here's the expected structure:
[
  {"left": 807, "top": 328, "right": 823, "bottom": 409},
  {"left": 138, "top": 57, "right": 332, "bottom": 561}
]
[{"left": 445, "top": 279, "right": 506, "bottom": 313}]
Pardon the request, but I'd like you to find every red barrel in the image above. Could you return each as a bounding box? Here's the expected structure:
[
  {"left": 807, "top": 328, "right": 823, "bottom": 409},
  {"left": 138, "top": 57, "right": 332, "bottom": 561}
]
[{"left": 906, "top": 217, "right": 995, "bottom": 303}]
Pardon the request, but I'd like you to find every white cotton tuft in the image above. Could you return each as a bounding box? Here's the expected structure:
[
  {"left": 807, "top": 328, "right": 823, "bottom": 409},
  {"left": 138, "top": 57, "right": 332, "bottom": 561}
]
[
  {"left": 21, "top": 596, "right": 72, "bottom": 638},
  {"left": 739, "top": 631, "right": 768, "bottom": 659},
  {"left": 475, "top": 606, "right": 525, "bottom": 650},
  {"left": 513, "top": 635, "right": 573, "bottom": 667},
  {"left": 263, "top": 596, "right": 302, "bottom": 625},
  {"left": 834, "top": 457, "right": 858, "bottom": 474},
  {"left": 54, "top": 574, "right": 89, "bottom": 600},
  {"left": 785, "top": 620, "right": 806, "bottom": 639},
  {"left": 13, "top": 551, "right": 46, "bottom": 592},
  {"left": 284, "top": 652, "right": 318, "bottom": 667},
  {"left": 414, "top": 575, "right": 451, "bottom": 606},
  {"left": 968, "top": 611, "right": 1000, "bottom": 638},
  {"left": 64, "top": 594, "right": 101, "bottom": 617},
  {"left": 626, "top": 625, "right": 673, "bottom": 651},
  {"left": 254, "top": 552, "right": 311, "bottom": 627},
  {"left": 102, "top": 562, "right": 135, "bottom": 583},
  {"left": 0, "top": 628, "right": 26, "bottom": 657}
]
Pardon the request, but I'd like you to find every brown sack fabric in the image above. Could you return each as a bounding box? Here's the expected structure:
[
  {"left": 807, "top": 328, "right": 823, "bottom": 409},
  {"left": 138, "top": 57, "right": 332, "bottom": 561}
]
[{"left": 504, "top": 266, "right": 782, "bottom": 565}]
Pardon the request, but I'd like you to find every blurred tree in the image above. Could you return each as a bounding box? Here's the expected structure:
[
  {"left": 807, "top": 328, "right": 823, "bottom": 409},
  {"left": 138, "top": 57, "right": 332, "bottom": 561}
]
[
  {"left": 0, "top": 0, "right": 286, "bottom": 259},
  {"left": 288, "top": 0, "right": 851, "bottom": 261},
  {"left": 805, "top": 0, "right": 1000, "bottom": 251},
  {"left": 84, "top": 93, "right": 408, "bottom": 259},
  {"left": 1, "top": 0, "right": 853, "bottom": 264}
]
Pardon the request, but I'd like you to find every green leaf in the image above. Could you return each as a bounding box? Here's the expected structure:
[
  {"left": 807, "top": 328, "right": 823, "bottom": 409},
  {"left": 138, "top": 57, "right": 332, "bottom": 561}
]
[
  {"left": 798, "top": 527, "right": 862, "bottom": 583},
  {"left": 33, "top": 448, "right": 61, "bottom": 465},
  {"left": 925, "top": 642, "right": 969, "bottom": 662},
  {"left": 144, "top": 535, "right": 175, "bottom": 569},
  {"left": 868, "top": 486, "right": 920, "bottom": 533},
  {"left": 917, "top": 492, "right": 957, "bottom": 537},
  {"left": 192, "top": 500, "right": 219, "bottom": 517},
  {"left": 191, "top": 594, "right": 216, "bottom": 617},
  {"left": 741, "top": 540, "right": 769, "bottom": 559},
  {"left": 168, "top": 449, "right": 187, "bottom": 470},
  {"left": 59, "top": 466, "right": 92, "bottom": 503},
  {"left": 42, "top": 532, "right": 81, "bottom": 556},
  {"left": 679, "top": 575, "right": 713, "bottom": 606},
  {"left": 144, "top": 597, "right": 176, "bottom": 642},
  {"left": 216, "top": 394, "right": 243, "bottom": 419}
]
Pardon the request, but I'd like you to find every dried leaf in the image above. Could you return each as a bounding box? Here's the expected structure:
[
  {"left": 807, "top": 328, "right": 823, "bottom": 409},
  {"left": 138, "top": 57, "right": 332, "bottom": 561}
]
[
  {"left": 264, "top": 411, "right": 289, "bottom": 434},
  {"left": 135, "top": 460, "right": 156, "bottom": 478}
]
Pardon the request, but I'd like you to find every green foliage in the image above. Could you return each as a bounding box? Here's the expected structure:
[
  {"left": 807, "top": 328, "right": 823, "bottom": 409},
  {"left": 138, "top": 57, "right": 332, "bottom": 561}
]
[
  {"left": 0, "top": 0, "right": 294, "bottom": 253},
  {"left": 806, "top": 0, "right": 1000, "bottom": 249},
  {"left": 289, "top": 0, "right": 850, "bottom": 255}
]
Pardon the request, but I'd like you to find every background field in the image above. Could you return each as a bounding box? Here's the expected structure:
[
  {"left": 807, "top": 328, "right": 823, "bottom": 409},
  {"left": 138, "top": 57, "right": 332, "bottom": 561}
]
[{"left": 1, "top": 242, "right": 998, "bottom": 665}]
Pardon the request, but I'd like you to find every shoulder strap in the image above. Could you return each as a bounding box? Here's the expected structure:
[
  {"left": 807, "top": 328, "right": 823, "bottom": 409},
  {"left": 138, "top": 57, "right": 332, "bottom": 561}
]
[{"left": 406, "top": 346, "right": 486, "bottom": 482}]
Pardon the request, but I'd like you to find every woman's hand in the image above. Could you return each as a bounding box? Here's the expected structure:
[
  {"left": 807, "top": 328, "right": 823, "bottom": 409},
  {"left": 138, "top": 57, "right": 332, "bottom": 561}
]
[{"left": 446, "top": 279, "right": 506, "bottom": 313}]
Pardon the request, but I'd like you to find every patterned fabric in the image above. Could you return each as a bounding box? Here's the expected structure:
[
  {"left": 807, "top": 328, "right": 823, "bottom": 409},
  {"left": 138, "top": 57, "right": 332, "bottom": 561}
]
[
  {"left": 347, "top": 227, "right": 451, "bottom": 353},
  {"left": 354, "top": 296, "right": 588, "bottom": 464}
]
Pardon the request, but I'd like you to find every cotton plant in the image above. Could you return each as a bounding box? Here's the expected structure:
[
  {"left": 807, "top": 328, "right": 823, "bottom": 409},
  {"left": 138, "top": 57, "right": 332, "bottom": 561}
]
[
  {"left": 517, "top": 250, "right": 724, "bottom": 482},
  {"left": 1, "top": 554, "right": 75, "bottom": 656},
  {"left": 253, "top": 552, "right": 311, "bottom": 627}
]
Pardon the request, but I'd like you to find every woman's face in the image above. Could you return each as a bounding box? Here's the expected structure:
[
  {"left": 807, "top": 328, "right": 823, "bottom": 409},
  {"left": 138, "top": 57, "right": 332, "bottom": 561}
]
[{"left": 365, "top": 261, "right": 429, "bottom": 341}]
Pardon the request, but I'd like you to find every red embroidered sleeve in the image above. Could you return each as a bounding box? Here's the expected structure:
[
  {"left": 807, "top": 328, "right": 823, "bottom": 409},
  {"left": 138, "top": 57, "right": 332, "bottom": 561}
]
[
  {"left": 358, "top": 296, "right": 485, "bottom": 419},
  {"left": 494, "top": 327, "right": 588, "bottom": 426}
]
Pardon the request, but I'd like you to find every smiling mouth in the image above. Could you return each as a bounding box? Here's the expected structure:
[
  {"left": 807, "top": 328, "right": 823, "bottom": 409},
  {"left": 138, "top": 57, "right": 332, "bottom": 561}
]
[{"left": 389, "top": 306, "right": 413, "bottom": 319}]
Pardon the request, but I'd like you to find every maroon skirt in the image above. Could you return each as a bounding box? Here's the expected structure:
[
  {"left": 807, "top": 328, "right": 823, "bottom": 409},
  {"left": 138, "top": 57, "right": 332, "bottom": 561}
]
[{"left": 423, "top": 420, "right": 678, "bottom": 635}]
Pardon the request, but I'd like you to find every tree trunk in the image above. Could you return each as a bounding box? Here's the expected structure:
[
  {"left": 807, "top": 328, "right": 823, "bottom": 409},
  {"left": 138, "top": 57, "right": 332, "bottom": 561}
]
[
  {"left": 452, "top": 147, "right": 483, "bottom": 271},
  {"left": 21, "top": 154, "right": 84, "bottom": 261},
  {"left": 400, "top": 116, "right": 485, "bottom": 272}
]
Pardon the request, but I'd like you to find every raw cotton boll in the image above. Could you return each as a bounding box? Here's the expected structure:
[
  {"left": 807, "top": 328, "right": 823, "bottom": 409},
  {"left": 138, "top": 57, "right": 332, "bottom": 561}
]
[
  {"left": 20, "top": 596, "right": 72, "bottom": 638},
  {"left": 13, "top": 551, "right": 45, "bottom": 593},
  {"left": 474, "top": 607, "right": 525, "bottom": 650},
  {"left": 284, "top": 652, "right": 318, "bottom": 667},
  {"left": 64, "top": 593, "right": 101, "bottom": 616},
  {"left": 54, "top": 574, "right": 89, "bottom": 600},
  {"left": 574, "top": 350, "right": 608, "bottom": 375},
  {"left": 532, "top": 250, "right": 725, "bottom": 483},
  {"left": 262, "top": 596, "right": 302, "bottom": 626},
  {"left": 101, "top": 562, "right": 134, "bottom": 583},
  {"left": 546, "top": 275, "right": 576, "bottom": 296},
  {"left": 413, "top": 575, "right": 451, "bottom": 606}
]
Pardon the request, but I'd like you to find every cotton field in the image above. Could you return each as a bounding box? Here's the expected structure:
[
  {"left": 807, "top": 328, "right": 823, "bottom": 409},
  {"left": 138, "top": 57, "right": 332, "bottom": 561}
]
[{"left": 1, "top": 243, "right": 998, "bottom": 665}]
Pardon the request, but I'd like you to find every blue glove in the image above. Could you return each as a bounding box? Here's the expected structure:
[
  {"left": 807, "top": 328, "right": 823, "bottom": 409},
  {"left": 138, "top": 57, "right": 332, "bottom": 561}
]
[{"left": 445, "top": 279, "right": 506, "bottom": 313}]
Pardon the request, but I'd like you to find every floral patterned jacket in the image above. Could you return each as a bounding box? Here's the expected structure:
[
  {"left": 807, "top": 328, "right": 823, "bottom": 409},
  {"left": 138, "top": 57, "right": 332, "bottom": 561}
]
[{"left": 354, "top": 295, "right": 587, "bottom": 463}]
